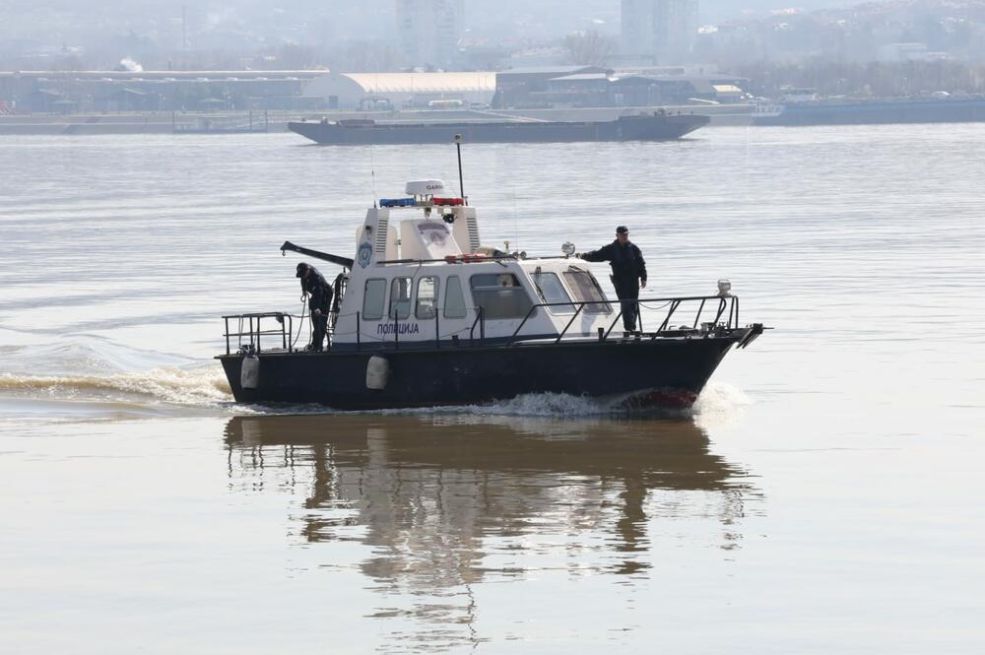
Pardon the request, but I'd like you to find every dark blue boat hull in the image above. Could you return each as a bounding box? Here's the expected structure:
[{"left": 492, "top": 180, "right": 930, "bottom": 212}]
[{"left": 218, "top": 337, "right": 737, "bottom": 410}]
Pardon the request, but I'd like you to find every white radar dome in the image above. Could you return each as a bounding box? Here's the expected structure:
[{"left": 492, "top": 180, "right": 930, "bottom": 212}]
[{"left": 405, "top": 179, "right": 446, "bottom": 197}]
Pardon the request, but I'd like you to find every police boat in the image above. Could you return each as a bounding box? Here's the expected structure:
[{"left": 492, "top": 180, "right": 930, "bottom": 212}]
[{"left": 218, "top": 179, "right": 766, "bottom": 410}]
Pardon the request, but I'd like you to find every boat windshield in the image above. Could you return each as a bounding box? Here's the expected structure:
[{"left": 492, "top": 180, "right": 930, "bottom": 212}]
[
  {"left": 389, "top": 277, "right": 412, "bottom": 320},
  {"left": 470, "top": 273, "right": 535, "bottom": 319},
  {"left": 531, "top": 270, "right": 574, "bottom": 313},
  {"left": 562, "top": 268, "right": 611, "bottom": 314}
]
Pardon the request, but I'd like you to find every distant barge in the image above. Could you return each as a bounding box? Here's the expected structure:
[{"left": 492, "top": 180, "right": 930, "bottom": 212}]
[
  {"left": 753, "top": 96, "right": 985, "bottom": 126},
  {"left": 288, "top": 112, "right": 709, "bottom": 145}
]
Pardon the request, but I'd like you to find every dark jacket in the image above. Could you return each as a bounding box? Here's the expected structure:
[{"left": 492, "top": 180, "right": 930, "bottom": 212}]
[
  {"left": 301, "top": 267, "right": 333, "bottom": 312},
  {"left": 581, "top": 240, "right": 647, "bottom": 287}
]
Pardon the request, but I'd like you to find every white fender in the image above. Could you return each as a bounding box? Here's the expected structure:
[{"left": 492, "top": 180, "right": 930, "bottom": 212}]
[
  {"left": 366, "top": 355, "right": 390, "bottom": 390},
  {"left": 241, "top": 355, "right": 260, "bottom": 390}
]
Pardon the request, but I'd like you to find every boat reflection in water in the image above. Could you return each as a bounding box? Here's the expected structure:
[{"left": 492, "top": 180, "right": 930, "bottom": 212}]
[{"left": 224, "top": 413, "right": 759, "bottom": 645}]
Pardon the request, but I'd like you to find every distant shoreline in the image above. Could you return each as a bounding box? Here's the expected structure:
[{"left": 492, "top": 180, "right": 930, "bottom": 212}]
[
  {"left": 4, "top": 98, "right": 985, "bottom": 135},
  {"left": 0, "top": 105, "right": 754, "bottom": 136}
]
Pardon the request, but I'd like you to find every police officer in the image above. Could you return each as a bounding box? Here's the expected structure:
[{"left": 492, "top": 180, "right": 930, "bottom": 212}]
[
  {"left": 578, "top": 226, "right": 647, "bottom": 333},
  {"left": 296, "top": 262, "right": 333, "bottom": 351}
]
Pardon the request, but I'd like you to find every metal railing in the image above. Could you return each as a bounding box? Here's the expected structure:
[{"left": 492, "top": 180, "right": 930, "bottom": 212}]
[
  {"left": 468, "top": 307, "right": 485, "bottom": 345},
  {"left": 506, "top": 294, "right": 739, "bottom": 346},
  {"left": 222, "top": 295, "right": 740, "bottom": 354},
  {"left": 222, "top": 312, "right": 294, "bottom": 355}
]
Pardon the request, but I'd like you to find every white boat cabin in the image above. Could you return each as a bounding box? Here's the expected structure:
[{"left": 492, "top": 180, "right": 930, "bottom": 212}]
[{"left": 331, "top": 180, "right": 616, "bottom": 350}]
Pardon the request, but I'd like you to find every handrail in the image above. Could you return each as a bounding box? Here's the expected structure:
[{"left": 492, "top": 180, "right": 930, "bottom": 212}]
[
  {"left": 468, "top": 307, "right": 485, "bottom": 345},
  {"left": 657, "top": 300, "right": 681, "bottom": 332},
  {"left": 222, "top": 312, "right": 294, "bottom": 355},
  {"left": 223, "top": 295, "right": 739, "bottom": 353},
  {"left": 507, "top": 294, "right": 739, "bottom": 346},
  {"left": 555, "top": 303, "right": 585, "bottom": 344},
  {"left": 374, "top": 254, "right": 577, "bottom": 266}
]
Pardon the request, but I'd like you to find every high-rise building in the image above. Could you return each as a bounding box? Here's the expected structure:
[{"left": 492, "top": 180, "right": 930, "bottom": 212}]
[
  {"left": 620, "top": 0, "right": 698, "bottom": 64},
  {"left": 396, "top": 0, "right": 465, "bottom": 69},
  {"left": 621, "top": 0, "right": 656, "bottom": 57}
]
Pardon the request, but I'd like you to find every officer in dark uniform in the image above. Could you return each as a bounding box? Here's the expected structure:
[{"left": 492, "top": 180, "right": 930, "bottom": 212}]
[
  {"left": 578, "top": 226, "right": 648, "bottom": 332},
  {"left": 296, "top": 262, "right": 333, "bottom": 351}
]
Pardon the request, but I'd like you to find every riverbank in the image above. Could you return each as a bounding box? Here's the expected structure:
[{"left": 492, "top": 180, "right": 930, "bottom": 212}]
[{"left": 0, "top": 104, "right": 754, "bottom": 136}]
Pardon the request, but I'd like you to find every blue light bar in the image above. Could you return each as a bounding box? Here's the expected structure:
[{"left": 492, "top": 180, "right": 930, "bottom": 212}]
[{"left": 379, "top": 197, "right": 417, "bottom": 208}]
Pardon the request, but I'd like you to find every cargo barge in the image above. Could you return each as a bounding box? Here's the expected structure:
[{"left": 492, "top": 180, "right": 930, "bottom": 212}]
[{"left": 288, "top": 112, "right": 709, "bottom": 145}]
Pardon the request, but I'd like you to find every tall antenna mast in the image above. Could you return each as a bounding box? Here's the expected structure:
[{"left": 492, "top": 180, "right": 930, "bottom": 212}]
[
  {"left": 454, "top": 133, "right": 466, "bottom": 205},
  {"left": 369, "top": 146, "right": 378, "bottom": 208}
]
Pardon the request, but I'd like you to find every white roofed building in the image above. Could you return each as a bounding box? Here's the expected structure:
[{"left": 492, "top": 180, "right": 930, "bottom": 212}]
[{"left": 301, "top": 71, "right": 496, "bottom": 110}]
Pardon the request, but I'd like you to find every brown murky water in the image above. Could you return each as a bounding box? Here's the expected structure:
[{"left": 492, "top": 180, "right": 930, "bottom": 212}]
[{"left": 1, "top": 127, "right": 984, "bottom": 653}]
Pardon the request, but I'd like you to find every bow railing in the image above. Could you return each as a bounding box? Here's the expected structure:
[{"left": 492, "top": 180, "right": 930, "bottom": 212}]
[{"left": 506, "top": 294, "right": 739, "bottom": 346}]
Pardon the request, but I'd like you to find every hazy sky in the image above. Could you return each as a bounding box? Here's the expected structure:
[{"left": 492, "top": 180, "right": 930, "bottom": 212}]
[{"left": 1, "top": 0, "right": 867, "bottom": 47}]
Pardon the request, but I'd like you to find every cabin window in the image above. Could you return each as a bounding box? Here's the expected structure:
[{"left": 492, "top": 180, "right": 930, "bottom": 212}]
[
  {"left": 389, "top": 277, "right": 412, "bottom": 320},
  {"left": 563, "top": 268, "right": 611, "bottom": 314},
  {"left": 362, "top": 278, "right": 387, "bottom": 320},
  {"left": 531, "top": 270, "right": 573, "bottom": 312},
  {"left": 444, "top": 275, "right": 467, "bottom": 319},
  {"left": 469, "top": 273, "right": 535, "bottom": 320},
  {"left": 416, "top": 276, "right": 439, "bottom": 319}
]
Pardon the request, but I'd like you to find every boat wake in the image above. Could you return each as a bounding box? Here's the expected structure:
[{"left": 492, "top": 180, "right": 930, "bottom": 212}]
[
  {"left": 370, "top": 381, "right": 752, "bottom": 420},
  {"left": 0, "top": 367, "right": 232, "bottom": 407},
  {"left": 479, "top": 381, "right": 750, "bottom": 419},
  {"left": 692, "top": 382, "right": 752, "bottom": 428},
  {"left": 0, "top": 335, "right": 233, "bottom": 416},
  {"left": 445, "top": 391, "right": 624, "bottom": 417}
]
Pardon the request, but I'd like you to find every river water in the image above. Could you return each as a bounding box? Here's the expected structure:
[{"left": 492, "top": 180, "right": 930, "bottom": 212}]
[{"left": 1, "top": 126, "right": 983, "bottom": 653}]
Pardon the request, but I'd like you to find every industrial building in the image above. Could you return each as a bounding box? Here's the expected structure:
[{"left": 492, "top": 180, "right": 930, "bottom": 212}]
[
  {"left": 0, "top": 67, "right": 745, "bottom": 117},
  {"left": 301, "top": 71, "right": 496, "bottom": 110},
  {"left": 0, "top": 70, "right": 327, "bottom": 114},
  {"left": 493, "top": 66, "right": 747, "bottom": 108}
]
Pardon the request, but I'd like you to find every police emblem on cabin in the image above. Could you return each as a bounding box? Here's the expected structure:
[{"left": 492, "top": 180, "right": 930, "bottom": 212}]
[{"left": 357, "top": 241, "right": 373, "bottom": 268}]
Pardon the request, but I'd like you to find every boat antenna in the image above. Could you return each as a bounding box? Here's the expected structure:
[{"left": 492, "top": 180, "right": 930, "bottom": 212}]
[
  {"left": 370, "top": 146, "right": 378, "bottom": 208},
  {"left": 512, "top": 182, "right": 520, "bottom": 255},
  {"left": 454, "top": 133, "right": 466, "bottom": 205}
]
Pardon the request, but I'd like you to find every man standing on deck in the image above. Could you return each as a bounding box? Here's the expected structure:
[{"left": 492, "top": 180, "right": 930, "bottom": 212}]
[
  {"left": 578, "top": 226, "right": 648, "bottom": 333},
  {"left": 296, "top": 262, "right": 333, "bottom": 351}
]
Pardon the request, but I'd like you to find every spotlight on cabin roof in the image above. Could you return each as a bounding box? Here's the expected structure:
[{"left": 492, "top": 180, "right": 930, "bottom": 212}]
[{"left": 405, "top": 179, "right": 446, "bottom": 197}]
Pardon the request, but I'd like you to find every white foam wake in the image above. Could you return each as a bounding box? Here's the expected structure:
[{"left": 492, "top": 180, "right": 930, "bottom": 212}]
[
  {"left": 379, "top": 391, "right": 679, "bottom": 418},
  {"left": 0, "top": 366, "right": 232, "bottom": 407},
  {"left": 378, "top": 382, "right": 752, "bottom": 420},
  {"left": 0, "top": 333, "right": 232, "bottom": 412},
  {"left": 692, "top": 381, "right": 752, "bottom": 428},
  {"left": 442, "top": 391, "right": 618, "bottom": 417}
]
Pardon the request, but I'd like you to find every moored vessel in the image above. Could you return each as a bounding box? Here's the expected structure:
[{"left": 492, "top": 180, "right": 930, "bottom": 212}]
[
  {"left": 288, "top": 112, "right": 709, "bottom": 145},
  {"left": 753, "top": 95, "right": 985, "bottom": 126}
]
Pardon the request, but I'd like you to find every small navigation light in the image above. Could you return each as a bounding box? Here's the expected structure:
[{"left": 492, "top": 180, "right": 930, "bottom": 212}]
[
  {"left": 562, "top": 242, "right": 576, "bottom": 257},
  {"left": 717, "top": 279, "right": 732, "bottom": 297}
]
